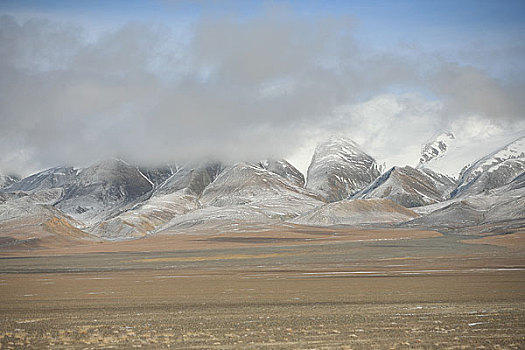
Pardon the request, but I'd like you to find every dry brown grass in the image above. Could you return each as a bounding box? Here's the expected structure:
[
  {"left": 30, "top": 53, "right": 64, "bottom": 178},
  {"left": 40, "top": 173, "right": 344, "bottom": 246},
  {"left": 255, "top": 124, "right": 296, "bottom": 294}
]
[
  {"left": 462, "top": 230, "right": 525, "bottom": 249},
  {"left": 0, "top": 224, "right": 441, "bottom": 257},
  {"left": 0, "top": 226, "right": 523, "bottom": 348}
]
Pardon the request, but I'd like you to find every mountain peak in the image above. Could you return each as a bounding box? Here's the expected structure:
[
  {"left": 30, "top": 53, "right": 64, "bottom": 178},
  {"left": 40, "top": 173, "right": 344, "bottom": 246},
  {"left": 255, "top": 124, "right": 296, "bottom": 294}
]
[
  {"left": 451, "top": 135, "right": 525, "bottom": 198},
  {"left": 0, "top": 173, "right": 20, "bottom": 189},
  {"left": 353, "top": 165, "right": 456, "bottom": 208},
  {"left": 418, "top": 131, "right": 455, "bottom": 167},
  {"left": 306, "top": 136, "right": 380, "bottom": 202}
]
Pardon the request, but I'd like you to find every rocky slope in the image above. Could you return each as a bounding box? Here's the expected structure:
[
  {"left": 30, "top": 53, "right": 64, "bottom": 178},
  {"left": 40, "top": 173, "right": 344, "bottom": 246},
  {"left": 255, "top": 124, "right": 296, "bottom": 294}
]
[
  {"left": 0, "top": 174, "right": 20, "bottom": 189},
  {"left": 137, "top": 165, "right": 177, "bottom": 188},
  {"left": 159, "top": 162, "right": 323, "bottom": 233},
  {"left": 91, "top": 189, "right": 201, "bottom": 239},
  {"left": 91, "top": 160, "right": 317, "bottom": 238},
  {"left": 91, "top": 162, "right": 223, "bottom": 239},
  {"left": 154, "top": 162, "right": 224, "bottom": 196},
  {"left": 354, "top": 166, "right": 456, "bottom": 207},
  {"left": 306, "top": 137, "right": 380, "bottom": 202},
  {"left": 1, "top": 134, "right": 524, "bottom": 241},
  {"left": 4, "top": 166, "right": 79, "bottom": 193},
  {"left": 199, "top": 162, "right": 318, "bottom": 207},
  {"left": 407, "top": 170, "right": 525, "bottom": 234},
  {"left": 0, "top": 188, "right": 93, "bottom": 247},
  {"left": 258, "top": 159, "right": 305, "bottom": 187},
  {"left": 418, "top": 131, "right": 456, "bottom": 167},
  {"left": 293, "top": 199, "right": 419, "bottom": 226},
  {"left": 450, "top": 136, "right": 525, "bottom": 198},
  {"left": 2, "top": 159, "right": 158, "bottom": 228},
  {"left": 53, "top": 159, "right": 155, "bottom": 225}
]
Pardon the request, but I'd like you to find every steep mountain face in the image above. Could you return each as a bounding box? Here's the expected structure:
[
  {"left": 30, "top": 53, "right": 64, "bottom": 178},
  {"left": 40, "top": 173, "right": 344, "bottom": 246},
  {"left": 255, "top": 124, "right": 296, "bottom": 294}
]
[
  {"left": 509, "top": 172, "right": 525, "bottom": 190},
  {"left": 418, "top": 132, "right": 455, "bottom": 167},
  {"left": 159, "top": 162, "right": 323, "bottom": 233},
  {"left": 354, "top": 166, "right": 456, "bottom": 208},
  {"left": 54, "top": 159, "right": 154, "bottom": 225},
  {"left": 93, "top": 160, "right": 316, "bottom": 238},
  {"left": 306, "top": 137, "right": 380, "bottom": 202},
  {"left": 91, "top": 189, "right": 201, "bottom": 239},
  {"left": 258, "top": 159, "right": 305, "bottom": 187},
  {"left": 155, "top": 162, "right": 224, "bottom": 196},
  {"left": 0, "top": 188, "right": 64, "bottom": 221},
  {"left": 4, "top": 166, "right": 79, "bottom": 193},
  {"left": 91, "top": 162, "right": 224, "bottom": 239},
  {"left": 1, "top": 133, "right": 524, "bottom": 242},
  {"left": 450, "top": 136, "right": 525, "bottom": 198},
  {"left": 0, "top": 174, "right": 20, "bottom": 189},
  {"left": 420, "top": 168, "right": 456, "bottom": 195},
  {"left": 417, "top": 131, "right": 525, "bottom": 179},
  {"left": 293, "top": 199, "right": 418, "bottom": 226},
  {"left": 200, "top": 162, "right": 317, "bottom": 207},
  {"left": 0, "top": 188, "right": 93, "bottom": 248},
  {"left": 138, "top": 165, "right": 177, "bottom": 188},
  {"left": 0, "top": 161, "right": 182, "bottom": 235},
  {"left": 408, "top": 170, "right": 525, "bottom": 234}
]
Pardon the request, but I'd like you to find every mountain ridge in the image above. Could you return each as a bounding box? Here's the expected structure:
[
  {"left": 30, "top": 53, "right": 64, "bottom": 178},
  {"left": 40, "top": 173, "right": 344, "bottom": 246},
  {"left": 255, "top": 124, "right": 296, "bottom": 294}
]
[{"left": 1, "top": 135, "right": 524, "bottom": 243}]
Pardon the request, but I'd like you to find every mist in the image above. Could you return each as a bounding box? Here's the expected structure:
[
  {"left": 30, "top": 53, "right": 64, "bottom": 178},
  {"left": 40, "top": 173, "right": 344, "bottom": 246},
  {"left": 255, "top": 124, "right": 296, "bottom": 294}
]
[{"left": 1, "top": 5, "right": 524, "bottom": 176}]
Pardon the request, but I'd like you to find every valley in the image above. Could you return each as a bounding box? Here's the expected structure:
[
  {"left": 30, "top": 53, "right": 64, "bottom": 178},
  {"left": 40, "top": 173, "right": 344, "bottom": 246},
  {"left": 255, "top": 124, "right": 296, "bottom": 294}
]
[
  {"left": 1, "top": 134, "right": 524, "bottom": 348},
  {"left": 2, "top": 2, "right": 525, "bottom": 348},
  {"left": 1, "top": 226, "right": 524, "bottom": 349}
]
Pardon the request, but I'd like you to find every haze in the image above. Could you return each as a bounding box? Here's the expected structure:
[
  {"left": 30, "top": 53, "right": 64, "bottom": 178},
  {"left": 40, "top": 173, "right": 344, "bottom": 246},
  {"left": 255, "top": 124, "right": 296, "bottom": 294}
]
[{"left": 1, "top": 0, "right": 524, "bottom": 176}]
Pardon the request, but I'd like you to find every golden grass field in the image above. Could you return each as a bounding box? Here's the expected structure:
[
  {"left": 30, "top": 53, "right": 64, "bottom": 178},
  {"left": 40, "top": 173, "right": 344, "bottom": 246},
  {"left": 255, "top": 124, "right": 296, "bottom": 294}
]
[{"left": 1, "top": 226, "right": 524, "bottom": 349}]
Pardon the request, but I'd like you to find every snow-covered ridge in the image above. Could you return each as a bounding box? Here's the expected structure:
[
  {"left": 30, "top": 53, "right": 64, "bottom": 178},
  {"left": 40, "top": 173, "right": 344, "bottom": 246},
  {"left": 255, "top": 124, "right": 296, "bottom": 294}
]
[
  {"left": 451, "top": 136, "right": 525, "bottom": 198},
  {"left": 353, "top": 166, "right": 456, "bottom": 208},
  {"left": 0, "top": 173, "right": 20, "bottom": 189},
  {"left": 417, "top": 131, "right": 525, "bottom": 179},
  {"left": 418, "top": 131, "right": 455, "bottom": 166},
  {"left": 1, "top": 134, "right": 524, "bottom": 242},
  {"left": 462, "top": 136, "right": 525, "bottom": 177},
  {"left": 306, "top": 136, "right": 380, "bottom": 202}
]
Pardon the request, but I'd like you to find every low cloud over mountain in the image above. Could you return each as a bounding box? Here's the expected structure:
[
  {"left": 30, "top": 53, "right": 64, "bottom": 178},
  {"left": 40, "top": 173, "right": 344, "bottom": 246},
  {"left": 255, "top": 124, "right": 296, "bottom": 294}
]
[{"left": 1, "top": 3, "right": 524, "bottom": 175}]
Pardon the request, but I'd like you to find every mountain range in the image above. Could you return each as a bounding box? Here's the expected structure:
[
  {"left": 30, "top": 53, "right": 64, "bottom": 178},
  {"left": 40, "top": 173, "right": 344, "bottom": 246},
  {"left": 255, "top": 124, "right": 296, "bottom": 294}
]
[{"left": 1, "top": 133, "right": 524, "bottom": 246}]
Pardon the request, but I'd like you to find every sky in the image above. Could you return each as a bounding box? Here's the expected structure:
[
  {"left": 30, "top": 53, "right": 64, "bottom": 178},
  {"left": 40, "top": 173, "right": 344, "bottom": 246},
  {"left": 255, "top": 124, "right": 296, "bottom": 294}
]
[{"left": 1, "top": 0, "right": 524, "bottom": 176}]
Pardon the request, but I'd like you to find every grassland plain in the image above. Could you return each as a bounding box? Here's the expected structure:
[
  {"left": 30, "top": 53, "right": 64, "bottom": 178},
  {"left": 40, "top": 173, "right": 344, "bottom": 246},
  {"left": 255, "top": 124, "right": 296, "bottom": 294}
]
[{"left": 0, "top": 227, "right": 524, "bottom": 349}]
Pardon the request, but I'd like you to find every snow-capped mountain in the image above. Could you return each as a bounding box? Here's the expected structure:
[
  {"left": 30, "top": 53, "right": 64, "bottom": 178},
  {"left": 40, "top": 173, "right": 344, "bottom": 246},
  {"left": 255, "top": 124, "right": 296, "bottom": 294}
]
[
  {"left": 91, "top": 162, "right": 224, "bottom": 239},
  {"left": 0, "top": 188, "right": 93, "bottom": 246},
  {"left": 418, "top": 131, "right": 456, "bottom": 166},
  {"left": 154, "top": 162, "right": 224, "bottom": 196},
  {"left": 406, "top": 172, "right": 525, "bottom": 234},
  {"left": 258, "top": 159, "right": 305, "bottom": 187},
  {"left": 3, "top": 159, "right": 156, "bottom": 227},
  {"left": 1, "top": 134, "right": 524, "bottom": 243},
  {"left": 53, "top": 159, "right": 155, "bottom": 225},
  {"left": 91, "top": 188, "right": 201, "bottom": 239},
  {"left": 417, "top": 131, "right": 525, "bottom": 179},
  {"left": 200, "top": 162, "right": 319, "bottom": 206},
  {"left": 91, "top": 160, "right": 318, "bottom": 238},
  {"left": 353, "top": 166, "right": 456, "bottom": 208},
  {"left": 306, "top": 136, "right": 380, "bottom": 202},
  {"left": 4, "top": 166, "right": 79, "bottom": 193},
  {"left": 155, "top": 161, "right": 323, "bottom": 234},
  {"left": 450, "top": 136, "right": 525, "bottom": 198},
  {"left": 0, "top": 174, "right": 20, "bottom": 189}
]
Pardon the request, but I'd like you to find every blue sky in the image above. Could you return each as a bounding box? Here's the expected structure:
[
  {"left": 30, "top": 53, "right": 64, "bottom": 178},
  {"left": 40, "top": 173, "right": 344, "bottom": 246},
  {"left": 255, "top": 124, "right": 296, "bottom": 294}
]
[
  {"left": 3, "top": 0, "right": 524, "bottom": 79},
  {"left": 4, "top": 0, "right": 524, "bottom": 39}
]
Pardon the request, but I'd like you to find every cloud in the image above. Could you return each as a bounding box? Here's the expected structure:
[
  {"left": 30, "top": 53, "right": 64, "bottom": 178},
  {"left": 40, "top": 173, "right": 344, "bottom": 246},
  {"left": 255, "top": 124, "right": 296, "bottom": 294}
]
[
  {"left": 0, "top": 7, "right": 524, "bottom": 176},
  {"left": 429, "top": 63, "right": 525, "bottom": 121}
]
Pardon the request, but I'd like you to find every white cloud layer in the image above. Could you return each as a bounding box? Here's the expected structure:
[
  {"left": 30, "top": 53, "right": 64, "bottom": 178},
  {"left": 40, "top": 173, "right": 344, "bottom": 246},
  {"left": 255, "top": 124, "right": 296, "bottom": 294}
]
[{"left": 0, "top": 8, "right": 524, "bottom": 176}]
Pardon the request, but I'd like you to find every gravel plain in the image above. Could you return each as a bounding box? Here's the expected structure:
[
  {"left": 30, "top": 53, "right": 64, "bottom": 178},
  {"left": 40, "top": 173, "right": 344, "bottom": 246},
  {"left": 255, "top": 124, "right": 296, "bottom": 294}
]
[{"left": 1, "top": 228, "right": 524, "bottom": 349}]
